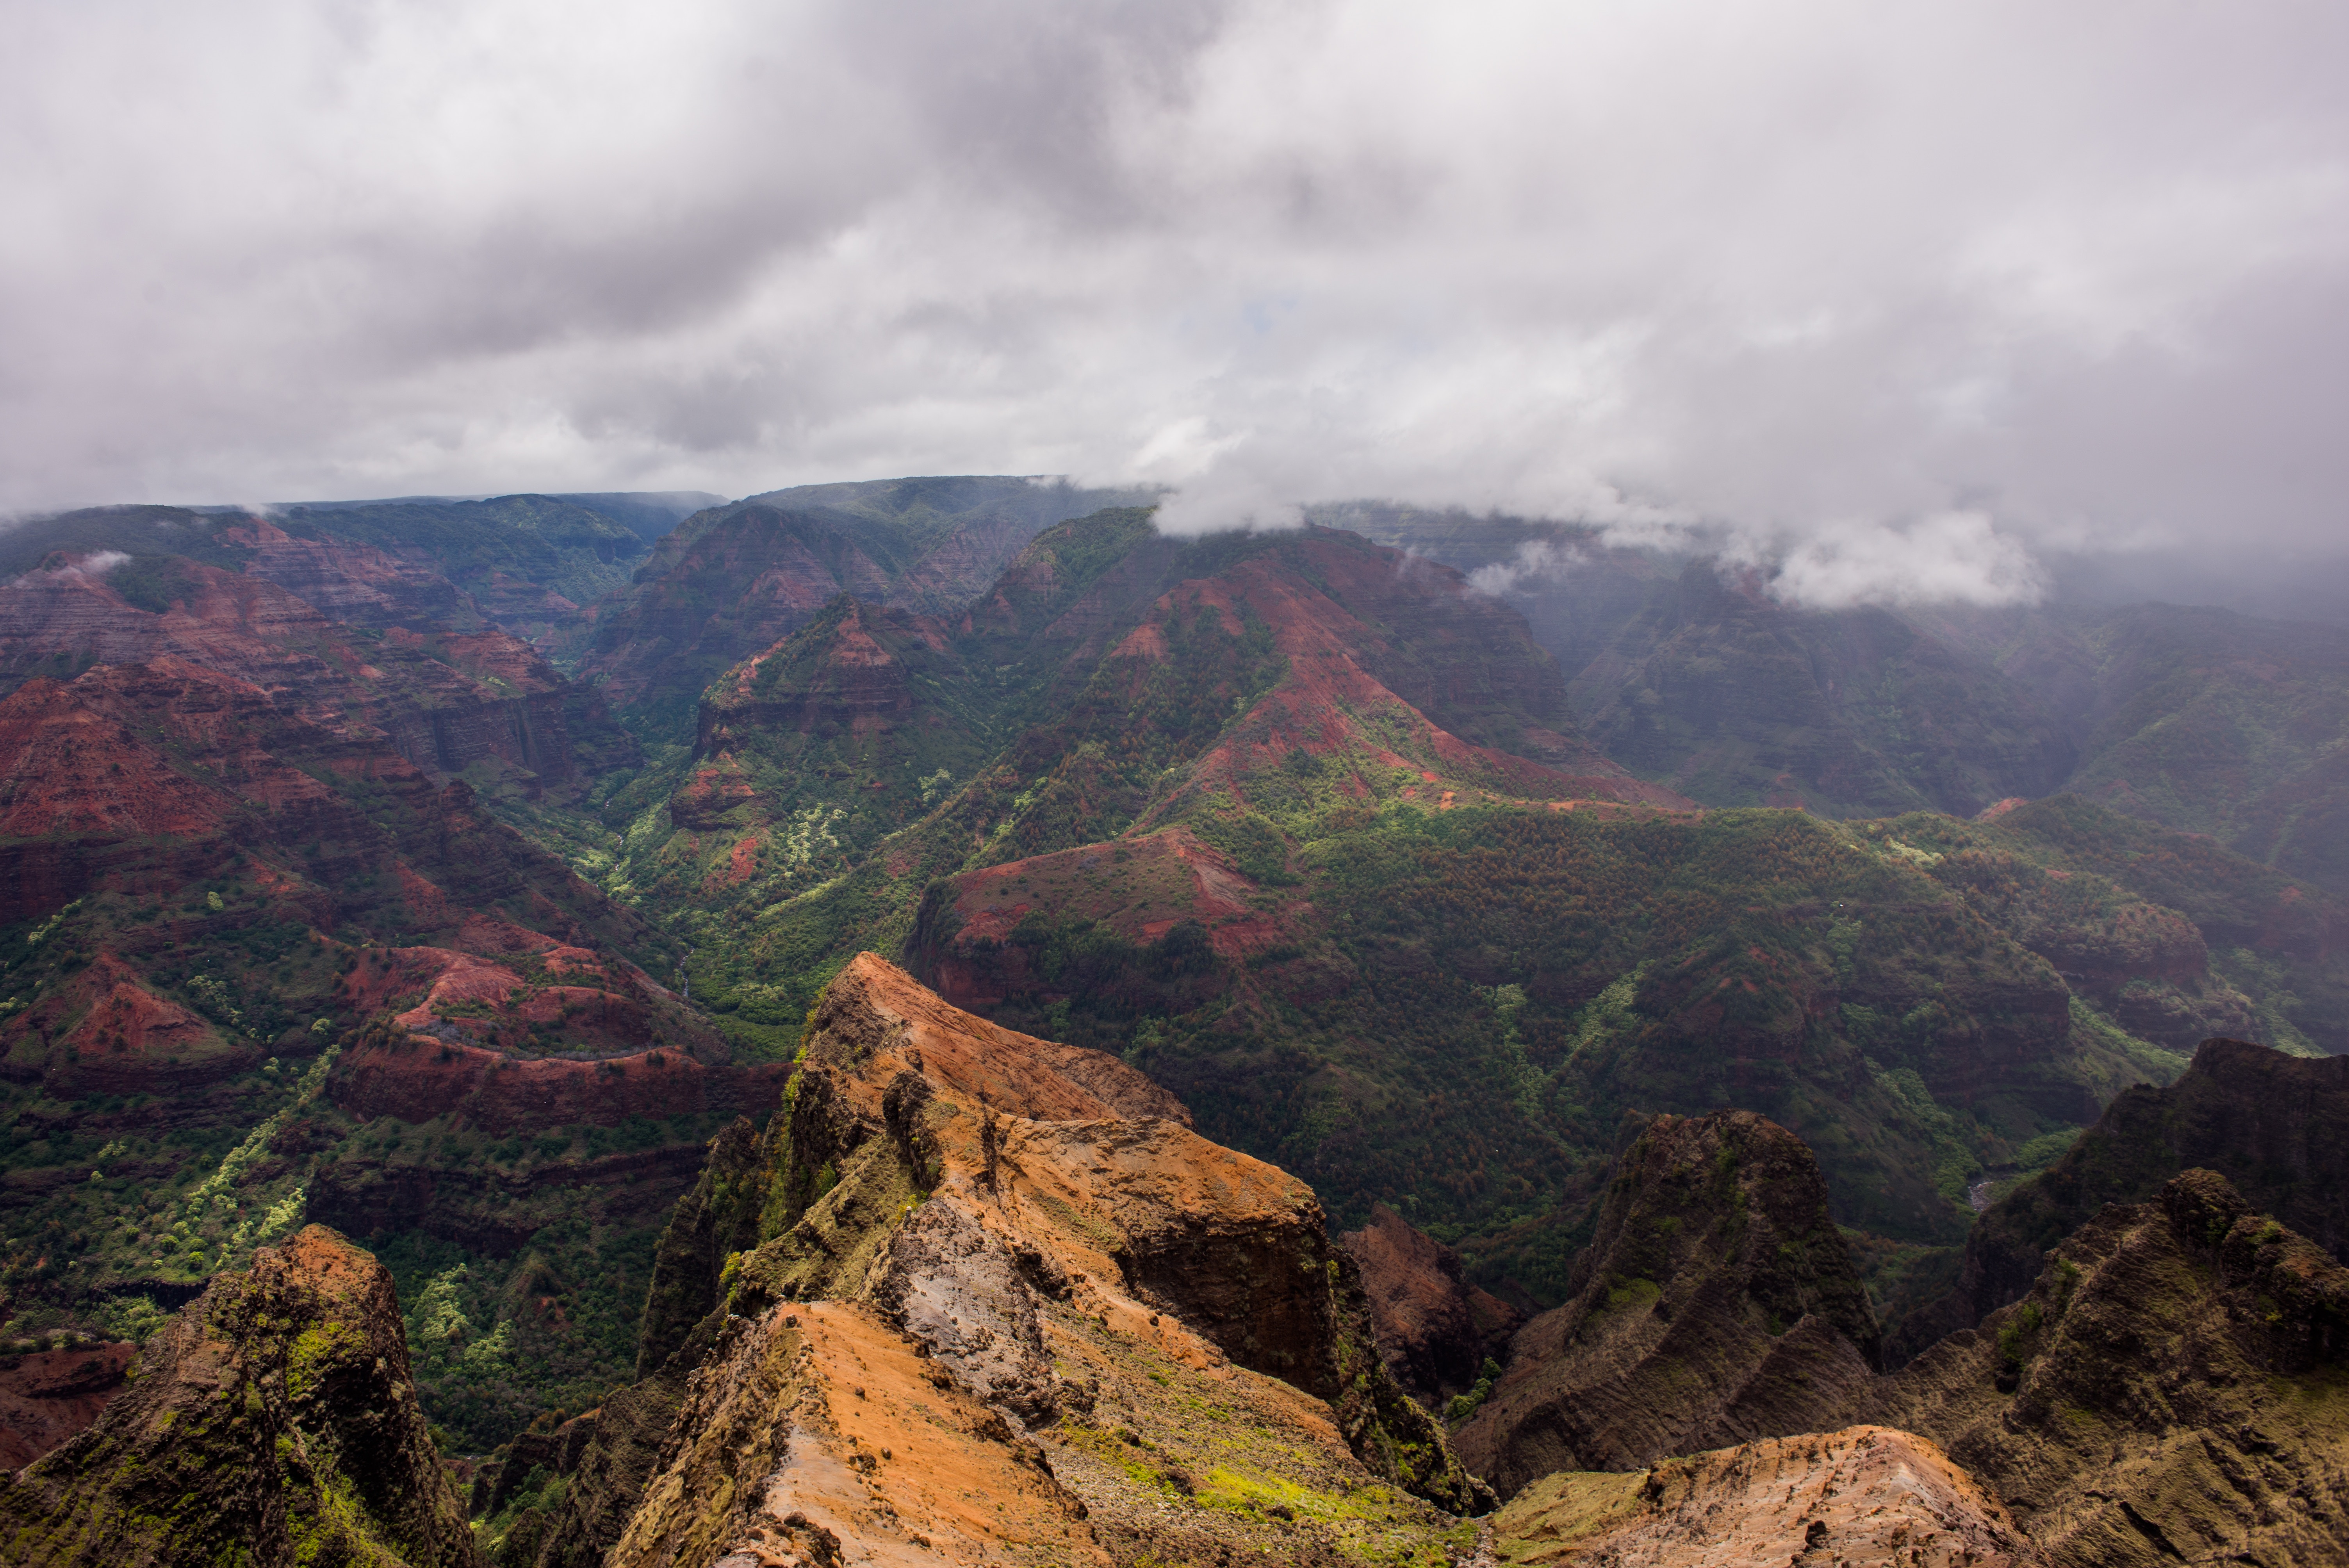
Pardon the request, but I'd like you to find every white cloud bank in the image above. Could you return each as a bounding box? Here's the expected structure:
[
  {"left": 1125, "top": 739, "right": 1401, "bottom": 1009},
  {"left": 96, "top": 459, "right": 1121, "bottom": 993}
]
[{"left": 4, "top": 0, "right": 2346, "bottom": 606}]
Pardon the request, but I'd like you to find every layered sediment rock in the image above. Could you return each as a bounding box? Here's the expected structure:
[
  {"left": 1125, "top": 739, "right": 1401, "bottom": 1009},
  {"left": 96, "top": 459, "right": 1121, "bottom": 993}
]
[
  {"left": 0, "top": 659, "right": 702, "bottom": 1091},
  {"left": 528, "top": 954, "right": 1488, "bottom": 1568},
  {"left": 0, "top": 1340, "right": 136, "bottom": 1470},
  {"left": 693, "top": 599, "right": 961, "bottom": 756},
  {"left": 305, "top": 1140, "right": 723, "bottom": 1256},
  {"left": 1454, "top": 1110, "right": 1881, "bottom": 1498},
  {"left": 226, "top": 516, "right": 479, "bottom": 631},
  {"left": 0, "top": 552, "right": 633, "bottom": 800},
  {"left": 328, "top": 1030, "right": 774, "bottom": 1137},
  {"left": 1455, "top": 1101, "right": 2349, "bottom": 1566},
  {"left": 0, "top": 1225, "right": 478, "bottom": 1568}
]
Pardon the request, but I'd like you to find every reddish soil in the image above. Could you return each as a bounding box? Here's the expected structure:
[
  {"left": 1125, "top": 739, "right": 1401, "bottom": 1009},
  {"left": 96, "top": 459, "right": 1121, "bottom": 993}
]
[
  {"left": 33, "top": 952, "right": 253, "bottom": 1096},
  {"left": 1109, "top": 540, "right": 1690, "bottom": 814},
  {"left": 946, "top": 827, "right": 1282, "bottom": 956},
  {"left": 0, "top": 1342, "right": 138, "bottom": 1470},
  {"left": 334, "top": 932, "right": 705, "bottom": 1058},
  {"left": 0, "top": 653, "right": 702, "bottom": 1103},
  {"left": 1337, "top": 1203, "right": 1522, "bottom": 1402},
  {"left": 222, "top": 517, "right": 474, "bottom": 630}
]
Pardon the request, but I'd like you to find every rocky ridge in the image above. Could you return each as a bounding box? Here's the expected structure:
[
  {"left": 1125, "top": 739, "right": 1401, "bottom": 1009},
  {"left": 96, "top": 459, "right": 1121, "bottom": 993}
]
[
  {"left": 655, "top": 509, "right": 2333, "bottom": 1299},
  {"left": 0, "top": 493, "right": 692, "bottom": 655},
  {"left": 1892, "top": 1035, "right": 2349, "bottom": 1359},
  {"left": 1449, "top": 1076, "right": 2349, "bottom": 1566},
  {"left": 1349, "top": 513, "right": 2349, "bottom": 902},
  {"left": 0, "top": 550, "right": 636, "bottom": 802},
  {"left": 669, "top": 596, "right": 989, "bottom": 860},
  {"left": 1870, "top": 1167, "right": 2349, "bottom": 1566},
  {"left": 0, "top": 657, "right": 703, "bottom": 1090},
  {"left": 0, "top": 649, "right": 745, "bottom": 1433},
  {"left": 0, "top": 1224, "right": 479, "bottom": 1567},
  {"left": 506, "top": 954, "right": 1488, "bottom": 1568},
  {"left": 1453, "top": 1110, "right": 1882, "bottom": 1497},
  {"left": 897, "top": 522, "right": 1689, "bottom": 1023},
  {"left": 579, "top": 478, "right": 1146, "bottom": 732},
  {"left": 1492, "top": 1425, "right": 2041, "bottom": 1568},
  {"left": 1338, "top": 1204, "right": 1523, "bottom": 1407}
]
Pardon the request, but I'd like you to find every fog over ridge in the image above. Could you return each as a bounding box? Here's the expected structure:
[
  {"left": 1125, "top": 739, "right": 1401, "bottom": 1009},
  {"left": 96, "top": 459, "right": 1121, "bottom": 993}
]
[{"left": 5, "top": 0, "right": 2346, "bottom": 608}]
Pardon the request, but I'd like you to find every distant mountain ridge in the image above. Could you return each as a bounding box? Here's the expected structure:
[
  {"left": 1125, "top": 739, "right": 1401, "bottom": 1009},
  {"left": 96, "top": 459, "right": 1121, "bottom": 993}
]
[
  {"left": 576, "top": 476, "right": 1156, "bottom": 735},
  {"left": 0, "top": 492, "right": 702, "bottom": 654},
  {"left": 1335, "top": 506, "right": 2349, "bottom": 900}
]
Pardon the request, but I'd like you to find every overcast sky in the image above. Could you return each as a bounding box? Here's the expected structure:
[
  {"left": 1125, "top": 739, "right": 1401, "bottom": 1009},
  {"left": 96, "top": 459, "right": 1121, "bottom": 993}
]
[{"left": 5, "top": 1, "right": 2345, "bottom": 605}]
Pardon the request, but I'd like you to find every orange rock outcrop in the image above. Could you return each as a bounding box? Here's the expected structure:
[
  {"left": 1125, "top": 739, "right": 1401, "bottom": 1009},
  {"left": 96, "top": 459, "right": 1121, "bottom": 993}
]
[{"left": 536, "top": 954, "right": 1486, "bottom": 1568}]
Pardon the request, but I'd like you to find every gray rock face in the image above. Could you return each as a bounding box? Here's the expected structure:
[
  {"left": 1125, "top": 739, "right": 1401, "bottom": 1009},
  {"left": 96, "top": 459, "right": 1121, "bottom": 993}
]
[{"left": 873, "top": 1199, "right": 1058, "bottom": 1426}]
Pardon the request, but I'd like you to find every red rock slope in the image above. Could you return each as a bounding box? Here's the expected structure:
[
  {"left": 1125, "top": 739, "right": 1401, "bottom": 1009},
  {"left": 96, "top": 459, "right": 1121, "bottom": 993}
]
[
  {"left": 0, "top": 1340, "right": 137, "bottom": 1471},
  {"left": 0, "top": 655, "right": 727, "bottom": 1155},
  {"left": 0, "top": 551, "right": 631, "bottom": 800},
  {"left": 903, "top": 526, "right": 1691, "bottom": 1010},
  {"left": 1109, "top": 534, "right": 1687, "bottom": 809},
  {"left": 1339, "top": 1203, "right": 1524, "bottom": 1406}
]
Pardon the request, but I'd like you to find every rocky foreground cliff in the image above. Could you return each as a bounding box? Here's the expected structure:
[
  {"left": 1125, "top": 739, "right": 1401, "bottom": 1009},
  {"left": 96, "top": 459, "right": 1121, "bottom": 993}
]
[
  {"left": 1491, "top": 1425, "right": 2041, "bottom": 1568},
  {"left": 1894, "top": 1035, "right": 2349, "bottom": 1358},
  {"left": 1872, "top": 1166, "right": 2349, "bottom": 1566},
  {"left": 496, "top": 952, "right": 1488, "bottom": 1568},
  {"left": 14, "top": 975, "right": 2348, "bottom": 1568}
]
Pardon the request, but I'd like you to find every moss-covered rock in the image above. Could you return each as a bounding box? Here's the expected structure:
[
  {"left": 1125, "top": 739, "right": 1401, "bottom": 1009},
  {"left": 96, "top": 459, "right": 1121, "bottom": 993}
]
[{"left": 0, "top": 1224, "right": 479, "bottom": 1568}]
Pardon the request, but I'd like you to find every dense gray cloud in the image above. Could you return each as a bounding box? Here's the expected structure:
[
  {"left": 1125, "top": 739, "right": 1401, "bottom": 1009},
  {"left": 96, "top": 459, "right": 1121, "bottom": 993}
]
[{"left": 4, "top": 0, "right": 2345, "bottom": 605}]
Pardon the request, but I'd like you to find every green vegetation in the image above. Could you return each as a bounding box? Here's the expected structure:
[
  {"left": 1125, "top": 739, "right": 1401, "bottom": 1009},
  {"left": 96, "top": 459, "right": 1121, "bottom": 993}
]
[
  {"left": 506, "top": 513, "right": 2344, "bottom": 1310},
  {"left": 941, "top": 801, "right": 2234, "bottom": 1295},
  {"left": 0, "top": 504, "right": 261, "bottom": 579},
  {"left": 1445, "top": 1358, "right": 1503, "bottom": 1424},
  {"left": 382, "top": 1218, "right": 663, "bottom": 1451}
]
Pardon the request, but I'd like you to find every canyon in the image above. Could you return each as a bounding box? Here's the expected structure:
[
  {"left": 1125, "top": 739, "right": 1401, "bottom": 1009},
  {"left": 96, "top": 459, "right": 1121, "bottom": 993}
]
[{"left": 2, "top": 478, "right": 2346, "bottom": 1566}]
